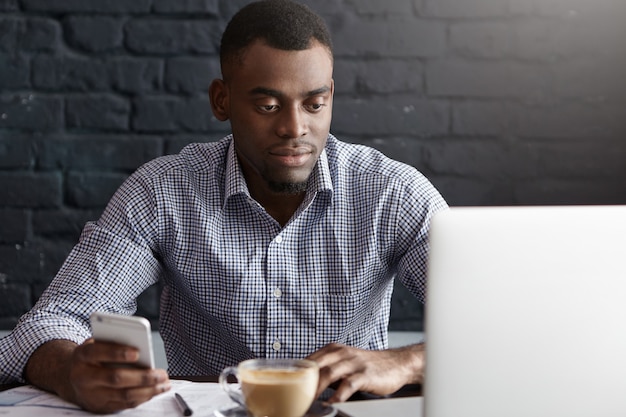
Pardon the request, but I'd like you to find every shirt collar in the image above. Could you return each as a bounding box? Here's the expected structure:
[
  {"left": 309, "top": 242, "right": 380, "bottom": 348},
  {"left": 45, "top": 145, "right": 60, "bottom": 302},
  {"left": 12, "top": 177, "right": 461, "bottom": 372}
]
[
  {"left": 224, "top": 137, "right": 249, "bottom": 203},
  {"left": 223, "top": 136, "right": 334, "bottom": 207}
]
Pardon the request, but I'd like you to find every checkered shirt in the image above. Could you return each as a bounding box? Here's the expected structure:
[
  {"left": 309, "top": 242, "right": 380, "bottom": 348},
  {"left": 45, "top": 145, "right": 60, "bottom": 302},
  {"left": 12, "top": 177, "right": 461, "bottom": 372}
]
[{"left": 0, "top": 134, "right": 447, "bottom": 382}]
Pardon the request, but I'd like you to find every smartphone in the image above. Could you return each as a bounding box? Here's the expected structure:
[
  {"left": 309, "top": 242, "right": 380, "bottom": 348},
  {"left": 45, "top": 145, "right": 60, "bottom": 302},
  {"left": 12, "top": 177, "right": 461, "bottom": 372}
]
[{"left": 90, "top": 312, "right": 156, "bottom": 369}]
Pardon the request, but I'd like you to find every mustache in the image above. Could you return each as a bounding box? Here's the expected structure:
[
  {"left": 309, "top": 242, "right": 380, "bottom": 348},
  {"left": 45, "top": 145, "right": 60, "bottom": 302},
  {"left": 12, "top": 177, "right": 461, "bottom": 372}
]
[{"left": 267, "top": 141, "right": 316, "bottom": 155}]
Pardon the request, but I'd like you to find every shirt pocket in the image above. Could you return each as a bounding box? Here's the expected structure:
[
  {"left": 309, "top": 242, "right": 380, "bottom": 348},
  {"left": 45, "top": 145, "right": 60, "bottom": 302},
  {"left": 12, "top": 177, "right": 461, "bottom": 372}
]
[{"left": 315, "top": 292, "right": 373, "bottom": 348}]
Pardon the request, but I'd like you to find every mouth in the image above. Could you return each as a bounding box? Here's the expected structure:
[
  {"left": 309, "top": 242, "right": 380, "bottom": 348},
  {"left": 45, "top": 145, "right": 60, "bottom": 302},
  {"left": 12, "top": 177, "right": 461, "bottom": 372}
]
[{"left": 269, "top": 146, "right": 314, "bottom": 167}]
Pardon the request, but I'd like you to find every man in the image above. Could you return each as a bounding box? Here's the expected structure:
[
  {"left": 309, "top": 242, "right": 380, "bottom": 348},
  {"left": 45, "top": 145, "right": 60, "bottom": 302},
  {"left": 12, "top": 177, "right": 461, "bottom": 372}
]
[{"left": 0, "top": 0, "right": 447, "bottom": 413}]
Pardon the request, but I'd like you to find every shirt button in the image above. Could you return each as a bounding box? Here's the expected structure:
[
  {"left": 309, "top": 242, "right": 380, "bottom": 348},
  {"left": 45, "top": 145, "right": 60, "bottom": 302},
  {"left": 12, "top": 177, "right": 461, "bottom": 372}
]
[
  {"left": 274, "top": 235, "right": 283, "bottom": 243},
  {"left": 272, "top": 340, "right": 281, "bottom": 351},
  {"left": 273, "top": 288, "right": 282, "bottom": 298}
]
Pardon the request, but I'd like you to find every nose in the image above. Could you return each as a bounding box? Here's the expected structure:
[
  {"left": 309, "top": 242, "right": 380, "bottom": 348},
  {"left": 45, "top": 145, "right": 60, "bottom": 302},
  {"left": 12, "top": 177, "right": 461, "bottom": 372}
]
[{"left": 275, "top": 105, "right": 308, "bottom": 139}]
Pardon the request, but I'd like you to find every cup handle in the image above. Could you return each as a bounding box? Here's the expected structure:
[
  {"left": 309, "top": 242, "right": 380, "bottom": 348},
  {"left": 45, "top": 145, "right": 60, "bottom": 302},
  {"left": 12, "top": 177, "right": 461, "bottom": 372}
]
[{"left": 219, "top": 366, "right": 246, "bottom": 407}]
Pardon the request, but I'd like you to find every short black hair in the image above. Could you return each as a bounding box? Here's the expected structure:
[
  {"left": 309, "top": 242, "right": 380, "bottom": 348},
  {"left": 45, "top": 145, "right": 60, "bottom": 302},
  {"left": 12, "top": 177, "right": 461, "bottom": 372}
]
[{"left": 220, "top": 0, "right": 333, "bottom": 72}]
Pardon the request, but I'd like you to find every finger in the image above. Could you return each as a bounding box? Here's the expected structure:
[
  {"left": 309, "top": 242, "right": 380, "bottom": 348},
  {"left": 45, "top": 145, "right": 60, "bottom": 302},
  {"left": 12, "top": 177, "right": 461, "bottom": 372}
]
[
  {"left": 73, "top": 364, "right": 169, "bottom": 392},
  {"left": 106, "top": 380, "right": 171, "bottom": 405},
  {"left": 101, "top": 367, "right": 169, "bottom": 389},
  {"left": 306, "top": 343, "right": 345, "bottom": 366},
  {"left": 76, "top": 340, "right": 140, "bottom": 366},
  {"left": 315, "top": 357, "right": 363, "bottom": 399},
  {"left": 329, "top": 376, "right": 363, "bottom": 403}
]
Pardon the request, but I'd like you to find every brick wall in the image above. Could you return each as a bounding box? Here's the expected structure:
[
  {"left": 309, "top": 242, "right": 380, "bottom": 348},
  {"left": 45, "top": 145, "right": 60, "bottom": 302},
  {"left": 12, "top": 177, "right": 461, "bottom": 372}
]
[{"left": 1, "top": 0, "right": 625, "bottom": 330}]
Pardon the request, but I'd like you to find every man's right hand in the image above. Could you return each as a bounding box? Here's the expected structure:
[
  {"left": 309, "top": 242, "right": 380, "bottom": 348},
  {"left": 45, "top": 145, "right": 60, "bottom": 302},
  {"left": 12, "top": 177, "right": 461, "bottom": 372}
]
[{"left": 24, "top": 338, "right": 170, "bottom": 414}]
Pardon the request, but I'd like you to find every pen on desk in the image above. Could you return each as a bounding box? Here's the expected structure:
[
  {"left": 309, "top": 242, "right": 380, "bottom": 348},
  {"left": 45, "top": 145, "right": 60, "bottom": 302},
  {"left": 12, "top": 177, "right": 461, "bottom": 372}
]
[{"left": 175, "top": 392, "right": 193, "bottom": 416}]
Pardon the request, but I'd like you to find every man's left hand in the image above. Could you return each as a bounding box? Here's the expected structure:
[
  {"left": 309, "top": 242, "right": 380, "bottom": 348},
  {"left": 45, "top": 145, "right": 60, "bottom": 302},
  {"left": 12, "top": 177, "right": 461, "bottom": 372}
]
[{"left": 306, "top": 342, "right": 425, "bottom": 402}]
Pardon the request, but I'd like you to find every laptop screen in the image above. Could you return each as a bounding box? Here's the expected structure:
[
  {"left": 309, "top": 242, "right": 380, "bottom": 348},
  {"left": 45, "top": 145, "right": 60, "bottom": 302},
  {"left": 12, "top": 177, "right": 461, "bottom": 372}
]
[{"left": 423, "top": 205, "right": 626, "bottom": 417}]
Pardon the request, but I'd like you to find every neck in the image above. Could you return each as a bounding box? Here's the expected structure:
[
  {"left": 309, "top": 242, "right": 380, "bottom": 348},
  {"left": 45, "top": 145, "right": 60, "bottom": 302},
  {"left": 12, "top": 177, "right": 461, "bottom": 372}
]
[
  {"left": 256, "top": 191, "right": 305, "bottom": 227},
  {"left": 240, "top": 168, "right": 305, "bottom": 227}
]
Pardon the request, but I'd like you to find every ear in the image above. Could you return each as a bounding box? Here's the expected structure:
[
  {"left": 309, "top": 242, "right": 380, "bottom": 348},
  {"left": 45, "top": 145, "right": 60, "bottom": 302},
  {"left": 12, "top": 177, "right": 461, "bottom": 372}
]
[{"left": 209, "top": 79, "right": 230, "bottom": 121}]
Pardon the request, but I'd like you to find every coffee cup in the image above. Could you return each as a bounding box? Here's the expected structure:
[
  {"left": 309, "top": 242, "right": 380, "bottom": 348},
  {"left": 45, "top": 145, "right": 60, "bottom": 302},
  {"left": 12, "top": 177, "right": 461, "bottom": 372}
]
[{"left": 219, "top": 358, "right": 319, "bottom": 417}]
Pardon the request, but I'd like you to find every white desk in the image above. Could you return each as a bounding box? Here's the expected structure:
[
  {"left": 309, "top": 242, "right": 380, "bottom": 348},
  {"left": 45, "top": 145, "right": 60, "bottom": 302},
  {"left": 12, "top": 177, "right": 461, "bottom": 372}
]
[{"left": 335, "top": 396, "right": 422, "bottom": 417}]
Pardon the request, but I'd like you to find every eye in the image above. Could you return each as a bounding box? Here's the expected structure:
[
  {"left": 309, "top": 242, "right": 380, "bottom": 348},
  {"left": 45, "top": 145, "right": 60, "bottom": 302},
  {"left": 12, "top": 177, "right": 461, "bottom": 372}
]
[
  {"left": 305, "top": 103, "right": 326, "bottom": 113},
  {"left": 258, "top": 104, "right": 279, "bottom": 113}
]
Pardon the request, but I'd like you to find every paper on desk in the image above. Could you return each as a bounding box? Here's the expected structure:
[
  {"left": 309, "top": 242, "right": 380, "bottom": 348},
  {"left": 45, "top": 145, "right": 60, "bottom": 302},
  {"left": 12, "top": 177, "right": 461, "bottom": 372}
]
[
  {"left": 334, "top": 396, "right": 423, "bottom": 417},
  {"left": 0, "top": 379, "right": 237, "bottom": 417}
]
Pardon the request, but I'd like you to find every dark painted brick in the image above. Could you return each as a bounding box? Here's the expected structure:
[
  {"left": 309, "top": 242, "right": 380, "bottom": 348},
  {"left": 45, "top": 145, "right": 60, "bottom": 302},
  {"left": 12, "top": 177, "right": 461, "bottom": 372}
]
[
  {"left": 66, "top": 95, "right": 131, "bottom": 131},
  {"left": 334, "top": 59, "right": 424, "bottom": 94},
  {"left": 517, "top": 140, "right": 626, "bottom": 180},
  {"left": 332, "top": 96, "right": 449, "bottom": 136},
  {"left": 133, "top": 96, "right": 218, "bottom": 132},
  {"left": 0, "top": 239, "right": 74, "bottom": 286},
  {"left": 66, "top": 172, "right": 128, "bottom": 208},
  {"left": 0, "top": 0, "right": 18, "bottom": 11},
  {"left": 31, "top": 283, "right": 47, "bottom": 302},
  {"left": 109, "top": 58, "right": 163, "bottom": 94},
  {"left": 0, "top": 317, "right": 18, "bottom": 328},
  {"left": 33, "top": 56, "right": 110, "bottom": 91},
  {"left": 354, "top": 137, "right": 425, "bottom": 169},
  {"left": 33, "top": 239, "right": 77, "bottom": 283},
  {"left": 34, "top": 56, "right": 163, "bottom": 93},
  {"left": 512, "top": 20, "right": 564, "bottom": 61},
  {"left": 165, "top": 57, "right": 219, "bottom": 94},
  {"left": 333, "top": 17, "right": 445, "bottom": 58},
  {"left": 530, "top": 0, "right": 598, "bottom": 18},
  {"left": 420, "top": 0, "right": 509, "bottom": 18},
  {"left": 165, "top": 135, "right": 224, "bottom": 155},
  {"left": 1, "top": 0, "right": 625, "bottom": 329},
  {"left": 389, "top": 280, "right": 423, "bottom": 331},
  {"left": 426, "top": 60, "right": 550, "bottom": 98},
  {"left": 431, "top": 176, "right": 516, "bottom": 206},
  {"left": 450, "top": 22, "right": 512, "bottom": 59},
  {"left": 0, "top": 209, "right": 28, "bottom": 243},
  {"left": 0, "top": 94, "right": 63, "bottom": 131},
  {"left": 136, "top": 284, "right": 161, "bottom": 320},
  {"left": 64, "top": 16, "right": 124, "bottom": 52},
  {"left": 0, "top": 17, "right": 60, "bottom": 53},
  {"left": 515, "top": 101, "right": 626, "bottom": 139},
  {"left": 515, "top": 179, "right": 626, "bottom": 205},
  {"left": 0, "top": 283, "right": 30, "bottom": 316},
  {"left": 303, "top": 0, "right": 348, "bottom": 15},
  {"left": 423, "top": 139, "right": 514, "bottom": 178},
  {"left": 0, "top": 54, "right": 30, "bottom": 90},
  {"left": 39, "top": 135, "right": 162, "bottom": 171},
  {"left": 153, "top": 0, "right": 220, "bottom": 14},
  {"left": 347, "top": 0, "right": 415, "bottom": 15},
  {"left": 33, "top": 209, "right": 101, "bottom": 239},
  {"left": 0, "top": 135, "right": 34, "bottom": 169},
  {"left": 514, "top": 17, "right": 623, "bottom": 61},
  {"left": 453, "top": 101, "right": 515, "bottom": 136},
  {"left": 0, "top": 172, "right": 62, "bottom": 208},
  {"left": 125, "top": 19, "right": 221, "bottom": 55},
  {"left": 553, "top": 59, "right": 626, "bottom": 99},
  {"left": 218, "top": 0, "right": 262, "bottom": 21},
  {"left": 0, "top": 241, "right": 57, "bottom": 283},
  {"left": 21, "top": 0, "right": 152, "bottom": 13}
]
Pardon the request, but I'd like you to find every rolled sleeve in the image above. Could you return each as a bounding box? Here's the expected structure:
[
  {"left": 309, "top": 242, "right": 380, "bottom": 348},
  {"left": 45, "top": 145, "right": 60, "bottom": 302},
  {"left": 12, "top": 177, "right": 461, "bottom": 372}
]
[
  {"left": 0, "top": 221, "right": 162, "bottom": 384},
  {"left": 0, "top": 311, "right": 91, "bottom": 383}
]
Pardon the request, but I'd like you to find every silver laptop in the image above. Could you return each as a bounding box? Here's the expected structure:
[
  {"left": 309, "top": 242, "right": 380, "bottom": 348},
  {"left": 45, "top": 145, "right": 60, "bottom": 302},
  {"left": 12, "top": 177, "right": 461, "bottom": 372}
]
[{"left": 423, "top": 205, "right": 626, "bottom": 417}]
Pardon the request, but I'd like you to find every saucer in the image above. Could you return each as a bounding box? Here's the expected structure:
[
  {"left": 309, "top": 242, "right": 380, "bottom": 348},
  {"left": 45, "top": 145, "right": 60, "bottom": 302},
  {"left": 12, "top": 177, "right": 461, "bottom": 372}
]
[{"left": 215, "top": 400, "right": 337, "bottom": 417}]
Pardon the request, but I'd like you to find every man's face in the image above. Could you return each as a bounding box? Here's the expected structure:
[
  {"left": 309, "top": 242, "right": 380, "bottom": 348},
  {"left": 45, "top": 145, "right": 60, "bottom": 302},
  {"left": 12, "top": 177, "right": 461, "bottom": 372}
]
[{"left": 214, "top": 40, "right": 334, "bottom": 194}]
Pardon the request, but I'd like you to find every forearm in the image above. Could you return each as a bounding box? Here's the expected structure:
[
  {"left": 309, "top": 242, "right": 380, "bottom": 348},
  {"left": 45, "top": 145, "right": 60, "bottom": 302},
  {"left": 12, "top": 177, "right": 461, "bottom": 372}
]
[
  {"left": 24, "top": 339, "right": 79, "bottom": 403},
  {"left": 389, "top": 342, "right": 425, "bottom": 385}
]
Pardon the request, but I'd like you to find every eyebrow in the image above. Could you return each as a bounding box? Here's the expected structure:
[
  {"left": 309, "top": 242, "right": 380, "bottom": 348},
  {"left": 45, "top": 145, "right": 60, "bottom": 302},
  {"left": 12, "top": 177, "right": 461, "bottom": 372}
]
[{"left": 249, "top": 86, "right": 331, "bottom": 98}]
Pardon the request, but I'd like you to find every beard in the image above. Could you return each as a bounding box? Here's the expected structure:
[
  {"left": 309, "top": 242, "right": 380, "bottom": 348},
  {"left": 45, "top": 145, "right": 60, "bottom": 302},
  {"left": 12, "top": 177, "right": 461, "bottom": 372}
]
[
  {"left": 266, "top": 179, "right": 309, "bottom": 194},
  {"left": 261, "top": 161, "right": 313, "bottom": 195}
]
